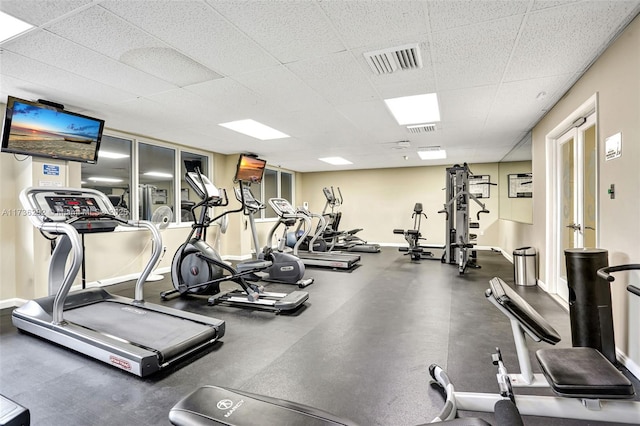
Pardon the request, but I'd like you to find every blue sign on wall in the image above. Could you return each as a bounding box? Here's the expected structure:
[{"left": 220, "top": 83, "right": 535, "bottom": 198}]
[{"left": 43, "top": 164, "right": 60, "bottom": 176}]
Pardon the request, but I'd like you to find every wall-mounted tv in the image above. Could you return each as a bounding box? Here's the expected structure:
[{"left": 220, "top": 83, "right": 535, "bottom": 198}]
[
  {"left": 1, "top": 96, "right": 104, "bottom": 164},
  {"left": 234, "top": 154, "right": 266, "bottom": 183}
]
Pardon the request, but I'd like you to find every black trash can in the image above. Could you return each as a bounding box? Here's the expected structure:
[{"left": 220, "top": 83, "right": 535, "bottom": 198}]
[{"left": 564, "top": 248, "right": 616, "bottom": 364}]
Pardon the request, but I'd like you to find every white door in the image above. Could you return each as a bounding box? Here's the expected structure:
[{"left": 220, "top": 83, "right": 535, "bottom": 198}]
[{"left": 556, "top": 113, "right": 597, "bottom": 302}]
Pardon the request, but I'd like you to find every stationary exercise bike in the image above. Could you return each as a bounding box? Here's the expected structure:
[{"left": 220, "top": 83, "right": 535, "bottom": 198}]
[
  {"left": 393, "top": 202, "right": 439, "bottom": 261},
  {"left": 160, "top": 160, "right": 308, "bottom": 313}
]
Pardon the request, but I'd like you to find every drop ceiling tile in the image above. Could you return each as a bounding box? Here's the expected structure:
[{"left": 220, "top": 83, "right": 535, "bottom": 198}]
[
  {"left": 318, "top": 1, "right": 429, "bottom": 49},
  {"left": 0, "top": 50, "right": 137, "bottom": 105},
  {"left": 208, "top": 0, "right": 344, "bottom": 64},
  {"left": 184, "top": 77, "right": 274, "bottom": 119},
  {"left": 102, "top": 1, "right": 278, "bottom": 76},
  {"left": 505, "top": 1, "right": 640, "bottom": 81},
  {"left": 486, "top": 75, "right": 570, "bottom": 128},
  {"left": 438, "top": 85, "right": 497, "bottom": 124},
  {"left": 432, "top": 16, "right": 522, "bottom": 90},
  {"left": 0, "top": 0, "right": 92, "bottom": 26},
  {"left": 335, "top": 101, "right": 401, "bottom": 141},
  {"left": 2, "top": 29, "right": 177, "bottom": 96},
  {"left": 44, "top": 6, "right": 167, "bottom": 61},
  {"left": 426, "top": 0, "right": 529, "bottom": 32},
  {"left": 287, "top": 51, "right": 378, "bottom": 106},
  {"left": 232, "top": 65, "right": 330, "bottom": 113}
]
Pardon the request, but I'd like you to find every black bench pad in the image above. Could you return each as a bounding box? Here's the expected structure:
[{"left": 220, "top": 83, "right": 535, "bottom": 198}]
[
  {"left": 536, "top": 347, "right": 635, "bottom": 399},
  {"left": 488, "top": 277, "right": 561, "bottom": 344}
]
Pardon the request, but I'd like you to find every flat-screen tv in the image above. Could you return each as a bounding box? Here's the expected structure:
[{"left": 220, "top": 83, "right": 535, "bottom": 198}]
[
  {"left": 1, "top": 96, "right": 104, "bottom": 164},
  {"left": 235, "top": 154, "right": 266, "bottom": 183}
]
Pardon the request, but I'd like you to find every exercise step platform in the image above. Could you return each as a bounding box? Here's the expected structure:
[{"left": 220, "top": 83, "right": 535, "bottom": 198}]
[{"left": 536, "top": 347, "right": 635, "bottom": 399}]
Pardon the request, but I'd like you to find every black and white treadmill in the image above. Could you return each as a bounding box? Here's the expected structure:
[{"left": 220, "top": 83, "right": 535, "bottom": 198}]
[
  {"left": 269, "top": 198, "right": 360, "bottom": 271},
  {"left": 12, "top": 187, "right": 225, "bottom": 377}
]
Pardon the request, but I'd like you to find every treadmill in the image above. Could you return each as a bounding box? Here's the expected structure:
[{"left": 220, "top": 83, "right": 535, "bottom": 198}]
[
  {"left": 12, "top": 187, "right": 225, "bottom": 377},
  {"left": 268, "top": 198, "right": 360, "bottom": 271}
]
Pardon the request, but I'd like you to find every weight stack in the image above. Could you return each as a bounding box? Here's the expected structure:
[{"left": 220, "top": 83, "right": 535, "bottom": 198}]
[{"left": 564, "top": 248, "right": 616, "bottom": 364}]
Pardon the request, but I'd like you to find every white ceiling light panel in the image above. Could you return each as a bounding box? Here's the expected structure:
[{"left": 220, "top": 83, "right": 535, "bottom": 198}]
[{"left": 385, "top": 93, "right": 441, "bottom": 125}]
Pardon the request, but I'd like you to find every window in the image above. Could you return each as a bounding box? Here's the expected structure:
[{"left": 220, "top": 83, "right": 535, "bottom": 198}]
[
  {"left": 253, "top": 168, "right": 294, "bottom": 219},
  {"left": 138, "top": 143, "right": 175, "bottom": 222},
  {"left": 180, "top": 151, "right": 208, "bottom": 222},
  {"left": 81, "top": 135, "right": 132, "bottom": 219}
]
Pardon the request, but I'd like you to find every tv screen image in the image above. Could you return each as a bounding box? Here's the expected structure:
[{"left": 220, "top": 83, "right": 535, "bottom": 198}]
[
  {"left": 235, "top": 154, "right": 266, "bottom": 183},
  {"left": 1, "top": 96, "right": 104, "bottom": 164}
]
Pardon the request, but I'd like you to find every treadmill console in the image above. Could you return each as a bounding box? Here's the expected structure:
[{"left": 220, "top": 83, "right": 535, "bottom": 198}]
[{"left": 28, "top": 190, "right": 121, "bottom": 233}]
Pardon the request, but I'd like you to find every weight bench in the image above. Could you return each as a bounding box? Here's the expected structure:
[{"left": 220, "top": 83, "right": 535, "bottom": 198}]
[
  {"left": 436, "top": 276, "right": 639, "bottom": 423},
  {"left": 169, "top": 374, "right": 522, "bottom": 426}
]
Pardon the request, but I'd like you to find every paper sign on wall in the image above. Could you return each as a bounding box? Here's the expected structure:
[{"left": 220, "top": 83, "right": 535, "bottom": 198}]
[{"left": 605, "top": 132, "right": 622, "bottom": 161}]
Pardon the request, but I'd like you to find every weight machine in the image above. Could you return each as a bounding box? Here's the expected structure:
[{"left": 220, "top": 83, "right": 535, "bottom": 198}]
[
  {"left": 439, "top": 163, "right": 490, "bottom": 274},
  {"left": 393, "top": 203, "right": 439, "bottom": 261}
]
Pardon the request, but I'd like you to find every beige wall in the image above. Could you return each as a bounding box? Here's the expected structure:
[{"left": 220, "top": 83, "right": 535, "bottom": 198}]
[
  {"left": 300, "top": 163, "right": 500, "bottom": 249},
  {"left": 527, "top": 15, "right": 640, "bottom": 364}
]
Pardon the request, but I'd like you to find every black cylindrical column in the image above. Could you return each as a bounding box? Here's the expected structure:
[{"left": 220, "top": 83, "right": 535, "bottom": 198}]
[{"left": 564, "top": 248, "right": 616, "bottom": 363}]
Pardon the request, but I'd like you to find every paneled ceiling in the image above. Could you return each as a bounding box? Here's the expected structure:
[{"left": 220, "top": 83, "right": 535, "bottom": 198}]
[{"left": 1, "top": 1, "right": 638, "bottom": 172}]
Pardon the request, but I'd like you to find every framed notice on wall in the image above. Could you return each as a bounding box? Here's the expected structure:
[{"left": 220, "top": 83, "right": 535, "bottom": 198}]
[
  {"left": 508, "top": 173, "right": 532, "bottom": 198},
  {"left": 469, "top": 175, "right": 491, "bottom": 198}
]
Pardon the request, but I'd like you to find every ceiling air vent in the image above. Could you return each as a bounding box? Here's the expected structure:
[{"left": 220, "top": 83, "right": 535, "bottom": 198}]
[
  {"left": 407, "top": 123, "right": 437, "bottom": 134},
  {"left": 364, "top": 44, "right": 423, "bottom": 75}
]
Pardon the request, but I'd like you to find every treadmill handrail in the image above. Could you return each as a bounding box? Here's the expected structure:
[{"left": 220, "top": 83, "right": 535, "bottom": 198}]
[{"left": 19, "top": 187, "right": 164, "bottom": 319}]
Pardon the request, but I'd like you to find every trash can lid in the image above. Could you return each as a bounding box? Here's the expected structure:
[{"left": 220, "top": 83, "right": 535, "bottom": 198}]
[
  {"left": 514, "top": 246, "right": 536, "bottom": 255},
  {"left": 564, "top": 248, "right": 608, "bottom": 257}
]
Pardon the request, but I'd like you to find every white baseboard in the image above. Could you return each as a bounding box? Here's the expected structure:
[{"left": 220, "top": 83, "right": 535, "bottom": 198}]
[
  {"left": 618, "top": 349, "right": 640, "bottom": 379},
  {"left": 0, "top": 298, "right": 27, "bottom": 309}
]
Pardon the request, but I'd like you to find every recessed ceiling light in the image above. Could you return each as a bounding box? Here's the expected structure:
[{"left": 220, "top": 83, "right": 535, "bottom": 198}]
[
  {"left": 99, "top": 150, "right": 130, "bottom": 159},
  {"left": 0, "top": 11, "right": 33, "bottom": 43},
  {"left": 144, "top": 171, "right": 173, "bottom": 178},
  {"left": 384, "top": 93, "right": 440, "bottom": 125},
  {"left": 219, "top": 119, "right": 289, "bottom": 140},
  {"left": 88, "top": 177, "right": 123, "bottom": 183},
  {"left": 319, "top": 157, "right": 353, "bottom": 166},
  {"left": 417, "top": 149, "right": 447, "bottom": 160}
]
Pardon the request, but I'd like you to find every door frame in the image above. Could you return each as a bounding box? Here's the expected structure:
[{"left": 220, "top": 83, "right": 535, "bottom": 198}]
[{"left": 545, "top": 93, "right": 598, "bottom": 301}]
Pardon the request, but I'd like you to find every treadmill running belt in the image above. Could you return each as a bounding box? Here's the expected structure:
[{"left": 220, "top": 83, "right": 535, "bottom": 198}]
[{"left": 64, "top": 302, "right": 217, "bottom": 360}]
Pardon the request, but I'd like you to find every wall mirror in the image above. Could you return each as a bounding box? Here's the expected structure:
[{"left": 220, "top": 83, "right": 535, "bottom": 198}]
[{"left": 499, "top": 132, "right": 533, "bottom": 224}]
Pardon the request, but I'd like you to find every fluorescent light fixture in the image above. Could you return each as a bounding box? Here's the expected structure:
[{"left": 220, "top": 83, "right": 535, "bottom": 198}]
[
  {"left": 144, "top": 171, "right": 173, "bottom": 178},
  {"left": 99, "top": 150, "right": 130, "bottom": 159},
  {"left": 417, "top": 149, "right": 447, "bottom": 160},
  {"left": 88, "top": 177, "right": 123, "bottom": 183},
  {"left": 0, "top": 11, "right": 33, "bottom": 43},
  {"left": 319, "top": 157, "right": 353, "bottom": 166},
  {"left": 218, "top": 119, "right": 290, "bottom": 140},
  {"left": 384, "top": 93, "right": 440, "bottom": 125}
]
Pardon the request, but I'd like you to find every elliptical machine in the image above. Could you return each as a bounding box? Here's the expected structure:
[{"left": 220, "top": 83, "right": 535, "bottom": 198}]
[
  {"left": 160, "top": 157, "right": 308, "bottom": 313},
  {"left": 234, "top": 179, "right": 313, "bottom": 288}
]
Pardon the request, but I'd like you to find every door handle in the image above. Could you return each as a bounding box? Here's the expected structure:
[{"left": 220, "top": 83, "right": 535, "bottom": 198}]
[
  {"left": 566, "top": 223, "right": 582, "bottom": 231},
  {"left": 585, "top": 226, "right": 595, "bottom": 231}
]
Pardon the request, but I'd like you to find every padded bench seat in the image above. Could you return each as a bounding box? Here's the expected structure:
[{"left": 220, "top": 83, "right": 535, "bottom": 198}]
[{"left": 537, "top": 347, "right": 635, "bottom": 399}]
